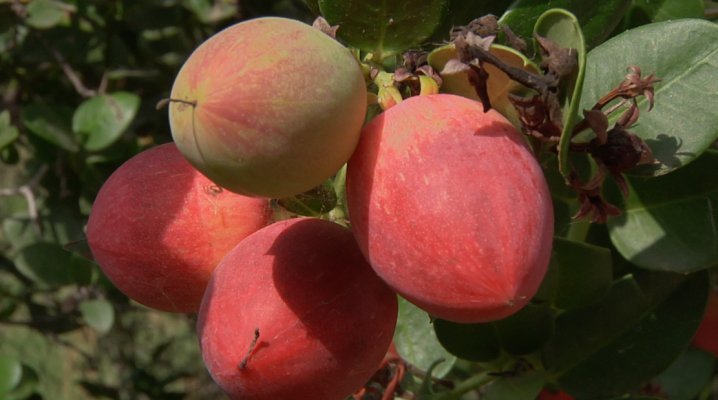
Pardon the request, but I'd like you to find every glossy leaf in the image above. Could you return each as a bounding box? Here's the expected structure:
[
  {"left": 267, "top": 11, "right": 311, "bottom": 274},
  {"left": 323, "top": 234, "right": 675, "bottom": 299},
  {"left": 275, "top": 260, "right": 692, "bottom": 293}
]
[
  {"left": 427, "top": 44, "right": 539, "bottom": 127},
  {"left": 394, "top": 297, "right": 457, "bottom": 378},
  {"left": 79, "top": 299, "right": 114, "bottom": 334},
  {"left": 534, "top": 9, "right": 587, "bottom": 179},
  {"left": 651, "top": 347, "right": 715, "bottom": 400},
  {"left": 606, "top": 150, "right": 718, "bottom": 272},
  {"left": 552, "top": 237, "right": 612, "bottom": 309},
  {"left": 0, "top": 355, "right": 21, "bottom": 394},
  {"left": 25, "top": 0, "right": 67, "bottom": 29},
  {"left": 499, "top": 0, "right": 631, "bottom": 50},
  {"left": 433, "top": 319, "right": 501, "bottom": 362},
  {"left": 545, "top": 270, "right": 709, "bottom": 399},
  {"left": 494, "top": 303, "right": 554, "bottom": 356},
  {"left": 5, "top": 364, "right": 39, "bottom": 400},
  {"left": 577, "top": 19, "right": 718, "bottom": 177},
  {"left": 483, "top": 371, "right": 549, "bottom": 400},
  {"left": 72, "top": 92, "right": 140, "bottom": 152},
  {"left": 614, "top": 0, "right": 705, "bottom": 34},
  {"left": 20, "top": 104, "right": 79, "bottom": 153},
  {"left": 318, "top": 0, "right": 447, "bottom": 60}
]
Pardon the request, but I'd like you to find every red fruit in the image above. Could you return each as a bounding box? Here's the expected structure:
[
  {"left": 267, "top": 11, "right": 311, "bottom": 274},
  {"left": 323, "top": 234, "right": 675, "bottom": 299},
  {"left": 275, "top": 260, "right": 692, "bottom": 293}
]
[
  {"left": 197, "top": 218, "right": 398, "bottom": 400},
  {"left": 692, "top": 289, "right": 718, "bottom": 357},
  {"left": 346, "top": 94, "right": 554, "bottom": 323},
  {"left": 86, "top": 143, "right": 272, "bottom": 313},
  {"left": 538, "top": 388, "right": 576, "bottom": 400}
]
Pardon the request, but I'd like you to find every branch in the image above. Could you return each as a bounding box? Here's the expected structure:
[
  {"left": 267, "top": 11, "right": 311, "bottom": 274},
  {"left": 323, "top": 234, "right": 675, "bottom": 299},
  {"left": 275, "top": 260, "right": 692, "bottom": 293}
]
[
  {"left": 0, "top": 164, "right": 49, "bottom": 240},
  {"left": 37, "top": 33, "right": 97, "bottom": 98}
]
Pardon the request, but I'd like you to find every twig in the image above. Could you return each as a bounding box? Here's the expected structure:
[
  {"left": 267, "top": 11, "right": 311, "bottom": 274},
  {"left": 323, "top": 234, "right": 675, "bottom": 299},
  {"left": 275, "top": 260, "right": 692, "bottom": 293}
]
[
  {"left": 36, "top": 32, "right": 97, "bottom": 98},
  {"left": 0, "top": 164, "right": 49, "bottom": 240}
]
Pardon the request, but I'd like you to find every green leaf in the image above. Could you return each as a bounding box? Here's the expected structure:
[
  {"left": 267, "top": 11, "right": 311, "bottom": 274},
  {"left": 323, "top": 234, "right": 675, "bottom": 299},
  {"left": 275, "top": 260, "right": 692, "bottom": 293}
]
[
  {"left": 13, "top": 242, "right": 76, "bottom": 288},
  {"left": 606, "top": 150, "right": 718, "bottom": 272},
  {"left": 394, "top": 297, "right": 457, "bottom": 378},
  {"left": 182, "top": 0, "right": 238, "bottom": 24},
  {"left": 79, "top": 299, "right": 114, "bottom": 334},
  {"left": 533, "top": 9, "right": 587, "bottom": 180},
  {"left": 552, "top": 237, "right": 612, "bottom": 309},
  {"left": 427, "top": 0, "right": 515, "bottom": 45},
  {"left": 578, "top": 19, "right": 718, "bottom": 177},
  {"left": 651, "top": 347, "right": 715, "bottom": 400},
  {"left": 499, "top": 0, "right": 632, "bottom": 51},
  {"left": 25, "top": 0, "right": 67, "bottom": 29},
  {"left": 0, "top": 356, "right": 21, "bottom": 394},
  {"left": 300, "top": 0, "right": 321, "bottom": 15},
  {"left": 21, "top": 104, "right": 79, "bottom": 153},
  {"left": 545, "top": 270, "right": 709, "bottom": 399},
  {"left": 494, "top": 303, "right": 554, "bottom": 356},
  {"left": 427, "top": 44, "right": 539, "bottom": 127},
  {"left": 483, "top": 371, "right": 549, "bottom": 400},
  {"left": 72, "top": 92, "right": 140, "bottom": 152},
  {"left": 615, "top": 0, "right": 705, "bottom": 34},
  {"left": 5, "top": 364, "right": 39, "bottom": 400},
  {"left": 318, "top": 0, "right": 447, "bottom": 60},
  {"left": 434, "top": 319, "right": 501, "bottom": 362},
  {"left": 0, "top": 126, "right": 19, "bottom": 151},
  {"left": 276, "top": 179, "right": 338, "bottom": 217}
]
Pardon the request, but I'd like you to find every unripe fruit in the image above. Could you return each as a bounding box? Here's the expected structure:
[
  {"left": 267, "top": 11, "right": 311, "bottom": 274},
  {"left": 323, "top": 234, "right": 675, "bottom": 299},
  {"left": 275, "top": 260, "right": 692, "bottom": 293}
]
[
  {"left": 168, "top": 17, "right": 367, "bottom": 199},
  {"left": 86, "top": 143, "right": 273, "bottom": 313},
  {"left": 346, "top": 94, "right": 554, "bottom": 323},
  {"left": 197, "top": 218, "right": 398, "bottom": 400}
]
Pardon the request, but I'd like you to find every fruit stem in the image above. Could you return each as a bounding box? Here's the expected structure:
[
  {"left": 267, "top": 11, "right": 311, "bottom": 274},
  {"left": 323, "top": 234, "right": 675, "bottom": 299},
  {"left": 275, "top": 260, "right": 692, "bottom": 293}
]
[
  {"left": 238, "top": 328, "right": 260, "bottom": 369},
  {"left": 430, "top": 371, "right": 495, "bottom": 400},
  {"left": 155, "top": 98, "right": 197, "bottom": 110}
]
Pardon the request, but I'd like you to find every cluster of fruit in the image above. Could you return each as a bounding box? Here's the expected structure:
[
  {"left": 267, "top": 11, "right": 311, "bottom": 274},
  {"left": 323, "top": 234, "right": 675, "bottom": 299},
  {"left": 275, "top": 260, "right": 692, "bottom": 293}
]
[{"left": 86, "top": 17, "right": 554, "bottom": 400}]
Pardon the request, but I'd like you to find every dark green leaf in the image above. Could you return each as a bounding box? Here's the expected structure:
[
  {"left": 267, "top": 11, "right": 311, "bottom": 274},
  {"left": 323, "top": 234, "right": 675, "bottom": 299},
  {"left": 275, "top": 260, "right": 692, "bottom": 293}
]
[
  {"left": 494, "top": 303, "right": 554, "bottom": 355},
  {"left": 25, "top": 0, "right": 68, "bottom": 30},
  {"left": 533, "top": 9, "right": 587, "bottom": 179},
  {"left": 300, "top": 0, "right": 321, "bottom": 16},
  {"left": 499, "top": 0, "right": 631, "bottom": 51},
  {"left": 1, "top": 144, "right": 19, "bottom": 165},
  {"left": 651, "top": 347, "right": 715, "bottom": 400},
  {"left": 394, "top": 297, "right": 457, "bottom": 378},
  {"left": 433, "top": 319, "right": 501, "bottom": 362},
  {"left": 0, "top": 355, "right": 22, "bottom": 394},
  {"left": 72, "top": 92, "right": 140, "bottom": 152},
  {"left": 578, "top": 19, "right": 718, "bottom": 177},
  {"left": 552, "top": 237, "right": 612, "bottom": 309},
  {"left": 318, "top": 0, "right": 447, "bottom": 60},
  {"left": 79, "top": 299, "right": 114, "bottom": 334},
  {"left": 483, "top": 371, "right": 549, "bottom": 400},
  {"left": 21, "top": 104, "right": 79, "bottom": 153},
  {"left": 614, "top": 0, "right": 705, "bottom": 35},
  {"left": 14, "top": 242, "right": 75, "bottom": 288},
  {"left": 545, "top": 270, "right": 709, "bottom": 399},
  {"left": 427, "top": 0, "right": 514, "bottom": 45},
  {"left": 607, "top": 150, "right": 718, "bottom": 272},
  {"left": 276, "top": 179, "right": 338, "bottom": 217}
]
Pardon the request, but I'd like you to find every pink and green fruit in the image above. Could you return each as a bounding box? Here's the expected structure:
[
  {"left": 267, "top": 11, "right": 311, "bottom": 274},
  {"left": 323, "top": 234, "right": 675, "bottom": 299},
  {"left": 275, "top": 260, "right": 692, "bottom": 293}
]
[
  {"left": 168, "top": 17, "right": 367, "bottom": 199},
  {"left": 86, "top": 143, "right": 273, "bottom": 313},
  {"left": 346, "top": 94, "right": 554, "bottom": 323},
  {"left": 197, "top": 218, "right": 398, "bottom": 400}
]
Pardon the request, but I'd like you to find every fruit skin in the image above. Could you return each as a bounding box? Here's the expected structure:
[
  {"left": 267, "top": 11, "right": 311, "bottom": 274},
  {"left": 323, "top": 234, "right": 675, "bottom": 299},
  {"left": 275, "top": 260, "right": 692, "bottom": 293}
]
[
  {"left": 346, "top": 94, "right": 554, "bottom": 323},
  {"left": 691, "top": 289, "right": 718, "bottom": 357},
  {"left": 86, "top": 143, "right": 273, "bottom": 313},
  {"left": 197, "top": 218, "right": 398, "bottom": 400},
  {"left": 169, "top": 17, "right": 367, "bottom": 199},
  {"left": 537, "top": 388, "right": 576, "bottom": 400}
]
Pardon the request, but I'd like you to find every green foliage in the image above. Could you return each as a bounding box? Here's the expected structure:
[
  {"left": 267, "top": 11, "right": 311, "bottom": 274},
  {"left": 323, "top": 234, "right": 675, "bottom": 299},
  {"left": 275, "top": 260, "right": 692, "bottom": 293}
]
[{"left": 1, "top": 0, "right": 717, "bottom": 399}]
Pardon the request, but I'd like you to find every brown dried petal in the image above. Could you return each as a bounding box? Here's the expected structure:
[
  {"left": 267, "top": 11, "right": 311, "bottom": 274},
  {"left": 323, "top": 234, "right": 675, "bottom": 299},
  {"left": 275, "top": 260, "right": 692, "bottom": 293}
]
[
  {"left": 466, "top": 32, "right": 495, "bottom": 51},
  {"left": 500, "top": 24, "right": 527, "bottom": 54},
  {"left": 583, "top": 109, "right": 609, "bottom": 145},
  {"left": 312, "top": 17, "right": 339, "bottom": 39},
  {"left": 616, "top": 101, "right": 640, "bottom": 129},
  {"left": 467, "top": 64, "right": 491, "bottom": 112},
  {"left": 416, "top": 65, "right": 443, "bottom": 87},
  {"left": 402, "top": 50, "right": 428, "bottom": 71},
  {"left": 393, "top": 68, "right": 414, "bottom": 82},
  {"left": 533, "top": 33, "right": 578, "bottom": 81},
  {"left": 441, "top": 58, "right": 471, "bottom": 75}
]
